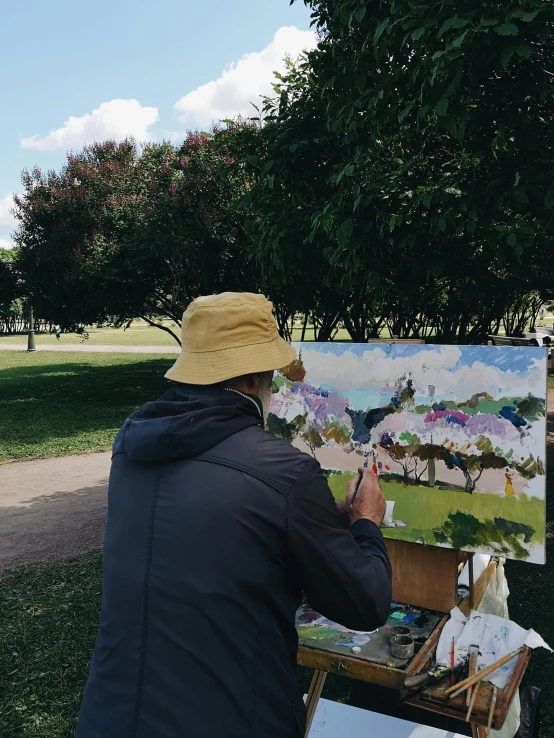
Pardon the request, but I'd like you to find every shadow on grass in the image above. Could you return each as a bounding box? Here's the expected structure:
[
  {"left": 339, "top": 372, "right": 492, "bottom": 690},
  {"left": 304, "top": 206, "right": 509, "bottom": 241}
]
[
  {"left": 0, "top": 551, "right": 103, "bottom": 738},
  {"left": 0, "top": 481, "right": 108, "bottom": 570},
  {"left": 0, "top": 355, "right": 172, "bottom": 461}
]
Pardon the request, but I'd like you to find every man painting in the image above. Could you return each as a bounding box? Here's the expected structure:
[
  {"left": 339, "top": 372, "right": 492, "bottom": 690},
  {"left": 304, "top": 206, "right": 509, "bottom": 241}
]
[{"left": 77, "top": 292, "right": 392, "bottom": 738}]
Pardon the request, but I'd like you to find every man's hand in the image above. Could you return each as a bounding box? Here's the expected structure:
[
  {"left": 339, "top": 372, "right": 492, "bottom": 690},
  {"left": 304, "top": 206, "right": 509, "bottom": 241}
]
[{"left": 345, "top": 468, "right": 386, "bottom": 527}]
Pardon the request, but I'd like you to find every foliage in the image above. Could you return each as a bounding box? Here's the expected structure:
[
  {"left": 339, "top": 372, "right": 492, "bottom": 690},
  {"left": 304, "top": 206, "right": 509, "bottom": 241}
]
[
  {"left": 14, "top": 141, "right": 142, "bottom": 333},
  {"left": 224, "top": 0, "right": 554, "bottom": 341},
  {"left": 13, "top": 133, "right": 256, "bottom": 344},
  {"left": 435, "top": 511, "right": 534, "bottom": 559},
  {"left": 0, "top": 246, "right": 23, "bottom": 332}
]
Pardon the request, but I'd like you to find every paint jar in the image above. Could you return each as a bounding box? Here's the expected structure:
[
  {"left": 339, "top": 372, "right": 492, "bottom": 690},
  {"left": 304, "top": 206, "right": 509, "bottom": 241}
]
[
  {"left": 390, "top": 635, "right": 415, "bottom": 660},
  {"left": 383, "top": 501, "right": 395, "bottom": 526},
  {"left": 390, "top": 626, "right": 411, "bottom": 640}
]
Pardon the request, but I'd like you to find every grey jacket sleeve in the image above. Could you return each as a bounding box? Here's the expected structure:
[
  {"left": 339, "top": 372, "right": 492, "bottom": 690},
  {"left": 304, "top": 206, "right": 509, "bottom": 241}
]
[{"left": 287, "top": 459, "right": 393, "bottom": 632}]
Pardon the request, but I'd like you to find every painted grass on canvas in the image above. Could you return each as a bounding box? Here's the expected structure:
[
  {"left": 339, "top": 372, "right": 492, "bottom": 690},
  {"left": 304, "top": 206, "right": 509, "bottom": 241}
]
[{"left": 328, "top": 473, "right": 544, "bottom": 560}]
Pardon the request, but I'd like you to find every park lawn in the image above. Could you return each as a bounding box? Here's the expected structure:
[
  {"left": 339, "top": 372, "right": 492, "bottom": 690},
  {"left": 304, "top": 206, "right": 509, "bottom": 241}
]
[
  {"left": 328, "top": 473, "right": 545, "bottom": 558},
  {"left": 0, "top": 322, "right": 180, "bottom": 347},
  {"left": 0, "top": 553, "right": 104, "bottom": 738},
  {"left": 0, "top": 351, "right": 174, "bottom": 462},
  {"left": 0, "top": 323, "right": 355, "bottom": 346}
]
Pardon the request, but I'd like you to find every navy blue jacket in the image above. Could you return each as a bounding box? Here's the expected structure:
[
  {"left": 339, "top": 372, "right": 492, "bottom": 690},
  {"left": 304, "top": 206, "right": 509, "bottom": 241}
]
[{"left": 77, "top": 384, "right": 392, "bottom": 738}]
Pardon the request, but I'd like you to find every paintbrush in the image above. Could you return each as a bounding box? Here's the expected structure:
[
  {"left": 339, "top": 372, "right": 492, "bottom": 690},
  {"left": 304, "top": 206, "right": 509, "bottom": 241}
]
[
  {"left": 465, "top": 644, "right": 479, "bottom": 712},
  {"left": 487, "top": 685, "right": 498, "bottom": 731},
  {"left": 465, "top": 678, "right": 480, "bottom": 722},
  {"left": 450, "top": 637, "right": 456, "bottom": 687},
  {"left": 445, "top": 647, "right": 525, "bottom": 699},
  {"left": 348, "top": 452, "right": 369, "bottom": 513}
]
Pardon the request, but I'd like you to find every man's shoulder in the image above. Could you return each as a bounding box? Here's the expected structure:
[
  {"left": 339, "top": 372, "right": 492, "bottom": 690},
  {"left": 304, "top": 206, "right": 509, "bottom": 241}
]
[{"left": 209, "top": 425, "right": 320, "bottom": 494}]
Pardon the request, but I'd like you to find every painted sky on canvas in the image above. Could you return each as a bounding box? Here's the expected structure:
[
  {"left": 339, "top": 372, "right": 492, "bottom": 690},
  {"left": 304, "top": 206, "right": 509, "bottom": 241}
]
[{"left": 296, "top": 343, "right": 547, "bottom": 411}]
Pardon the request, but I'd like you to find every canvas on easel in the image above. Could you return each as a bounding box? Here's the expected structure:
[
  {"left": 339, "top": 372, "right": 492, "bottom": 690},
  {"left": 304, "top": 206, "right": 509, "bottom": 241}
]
[{"left": 269, "top": 343, "right": 547, "bottom": 564}]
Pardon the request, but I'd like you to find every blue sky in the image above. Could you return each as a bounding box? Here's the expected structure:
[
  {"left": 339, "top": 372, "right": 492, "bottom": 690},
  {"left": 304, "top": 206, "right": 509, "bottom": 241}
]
[
  {"left": 0, "top": 0, "right": 314, "bottom": 247},
  {"left": 295, "top": 343, "right": 543, "bottom": 376}
]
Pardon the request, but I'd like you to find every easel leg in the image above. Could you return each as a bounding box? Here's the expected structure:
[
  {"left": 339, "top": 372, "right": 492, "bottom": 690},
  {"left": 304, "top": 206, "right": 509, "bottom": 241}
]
[
  {"left": 473, "top": 725, "right": 489, "bottom": 738},
  {"left": 304, "top": 670, "right": 327, "bottom": 737}
]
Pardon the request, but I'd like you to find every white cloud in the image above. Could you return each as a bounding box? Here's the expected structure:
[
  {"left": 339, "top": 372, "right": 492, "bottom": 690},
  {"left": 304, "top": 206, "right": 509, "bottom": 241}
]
[
  {"left": 20, "top": 99, "right": 159, "bottom": 151},
  {"left": 0, "top": 238, "right": 14, "bottom": 250},
  {"left": 0, "top": 194, "right": 15, "bottom": 227},
  {"left": 298, "top": 345, "right": 546, "bottom": 402},
  {"left": 174, "top": 26, "right": 317, "bottom": 125}
]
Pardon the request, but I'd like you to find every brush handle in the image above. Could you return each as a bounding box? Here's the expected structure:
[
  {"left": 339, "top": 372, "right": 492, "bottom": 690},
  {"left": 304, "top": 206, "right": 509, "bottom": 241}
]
[
  {"left": 347, "top": 456, "right": 369, "bottom": 512},
  {"left": 347, "top": 474, "right": 364, "bottom": 512},
  {"left": 445, "top": 647, "right": 525, "bottom": 698},
  {"left": 487, "top": 686, "right": 498, "bottom": 731},
  {"left": 465, "top": 653, "right": 478, "bottom": 710},
  {"left": 465, "top": 679, "right": 480, "bottom": 722}
]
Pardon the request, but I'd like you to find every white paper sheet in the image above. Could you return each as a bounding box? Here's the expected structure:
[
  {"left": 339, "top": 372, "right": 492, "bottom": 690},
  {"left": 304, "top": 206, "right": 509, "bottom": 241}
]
[{"left": 437, "top": 609, "right": 552, "bottom": 689}]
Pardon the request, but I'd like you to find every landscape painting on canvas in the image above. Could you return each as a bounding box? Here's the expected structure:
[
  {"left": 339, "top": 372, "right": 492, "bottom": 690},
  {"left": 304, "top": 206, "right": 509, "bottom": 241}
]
[{"left": 269, "top": 344, "right": 547, "bottom": 564}]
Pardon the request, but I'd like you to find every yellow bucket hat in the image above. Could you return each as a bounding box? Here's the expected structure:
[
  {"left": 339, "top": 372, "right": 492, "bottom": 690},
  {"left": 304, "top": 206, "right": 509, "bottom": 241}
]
[{"left": 165, "top": 292, "right": 296, "bottom": 385}]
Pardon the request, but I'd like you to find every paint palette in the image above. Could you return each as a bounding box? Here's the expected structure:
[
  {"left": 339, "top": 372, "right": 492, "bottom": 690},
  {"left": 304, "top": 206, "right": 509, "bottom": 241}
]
[{"left": 296, "top": 603, "right": 441, "bottom": 668}]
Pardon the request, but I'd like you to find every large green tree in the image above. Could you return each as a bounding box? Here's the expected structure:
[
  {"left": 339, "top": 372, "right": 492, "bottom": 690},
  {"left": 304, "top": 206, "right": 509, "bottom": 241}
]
[
  {"left": 227, "top": 0, "right": 554, "bottom": 341},
  {"left": 14, "top": 132, "right": 257, "bottom": 343},
  {"left": 14, "top": 140, "right": 143, "bottom": 332}
]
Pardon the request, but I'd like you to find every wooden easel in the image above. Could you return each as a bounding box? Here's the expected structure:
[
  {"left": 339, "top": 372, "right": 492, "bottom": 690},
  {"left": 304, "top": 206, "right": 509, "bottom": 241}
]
[
  {"left": 302, "top": 337, "right": 529, "bottom": 735},
  {"left": 302, "top": 549, "right": 530, "bottom": 736},
  {"left": 303, "top": 539, "right": 467, "bottom": 735}
]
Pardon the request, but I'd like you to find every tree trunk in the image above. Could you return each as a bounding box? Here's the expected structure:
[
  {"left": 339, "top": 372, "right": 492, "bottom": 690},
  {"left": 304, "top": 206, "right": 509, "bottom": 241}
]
[
  {"left": 428, "top": 458, "right": 436, "bottom": 486},
  {"left": 461, "top": 467, "right": 474, "bottom": 494},
  {"left": 300, "top": 313, "right": 309, "bottom": 342}
]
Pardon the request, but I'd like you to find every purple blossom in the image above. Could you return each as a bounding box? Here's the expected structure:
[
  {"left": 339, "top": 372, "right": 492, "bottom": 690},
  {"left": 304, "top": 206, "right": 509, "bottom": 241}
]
[
  {"left": 465, "top": 414, "right": 521, "bottom": 441},
  {"left": 290, "top": 382, "right": 350, "bottom": 425},
  {"left": 424, "top": 409, "right": 470, "bottom": 426}
]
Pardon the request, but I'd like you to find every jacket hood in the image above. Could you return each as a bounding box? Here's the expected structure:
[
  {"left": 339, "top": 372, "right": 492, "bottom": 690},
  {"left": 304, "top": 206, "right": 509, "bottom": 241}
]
[{"left": 115, "top": 384, "right": 263, "bottom": 463}]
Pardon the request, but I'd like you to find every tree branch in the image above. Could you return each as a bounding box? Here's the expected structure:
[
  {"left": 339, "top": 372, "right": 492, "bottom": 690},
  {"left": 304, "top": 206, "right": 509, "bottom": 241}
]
[{"left": 139, "top": 314, "right": 181, "bottom": 345}]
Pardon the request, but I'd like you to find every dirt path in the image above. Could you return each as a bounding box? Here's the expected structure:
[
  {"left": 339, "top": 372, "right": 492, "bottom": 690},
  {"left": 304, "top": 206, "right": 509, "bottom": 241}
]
[
  {"left": 0, "top": 452, "right": 110, "bottom": 569},
  {"left": 0, "top": 343, "right": 179, "bottom": 353},
  {"left": 0, "top": 391, "right": 552, "bottom": 570}
]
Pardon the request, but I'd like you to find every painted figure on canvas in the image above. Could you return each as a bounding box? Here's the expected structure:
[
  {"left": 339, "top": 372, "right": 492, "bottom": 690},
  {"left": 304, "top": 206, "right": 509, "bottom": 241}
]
[{"left": 269, "top": 344, "right": 547, "bottom": 563}]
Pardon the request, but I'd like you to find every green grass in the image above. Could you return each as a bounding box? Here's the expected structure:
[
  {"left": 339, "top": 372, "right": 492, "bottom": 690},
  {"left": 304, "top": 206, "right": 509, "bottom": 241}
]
[
  {"left": 1, "top": 323, "right": 354, "bottom": 346},
  {"left": 0, "top": 322, "right": 180, "bottom": 347},
  {"left": 328, "top": 474, "right": 545, "bottom": 557},
  {"left": 0, "top": 553, "right": 103, "bottom": 738},
  {"left": 0, "top": 351, "right": 174, "bottom": 462}
]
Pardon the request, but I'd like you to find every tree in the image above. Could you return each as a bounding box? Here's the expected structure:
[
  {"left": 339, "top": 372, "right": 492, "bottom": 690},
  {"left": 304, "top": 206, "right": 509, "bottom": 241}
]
[
  {"left": 269, "top": 374, "right": 352, "bottom": 454},
  {"left": 0, "top": 247, "right": 23, "bottom": 334},
  {"left": 303, "top": 0, "right": 553, "bottom": 284},
  {"left": 13, "top": 132, "right": 257, "bottom": 343},
  {"left": 422, "top": 410, "right": 524, "bottom": 493},
  {"left": 226, "top": 0, "right": 554, "bottom": 341}
]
